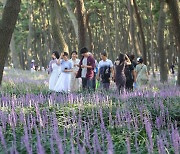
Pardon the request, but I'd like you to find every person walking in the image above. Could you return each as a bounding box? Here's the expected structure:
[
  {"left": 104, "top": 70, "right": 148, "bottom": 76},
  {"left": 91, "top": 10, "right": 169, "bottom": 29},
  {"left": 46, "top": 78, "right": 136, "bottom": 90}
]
[
  {"left": 54, "top": 52, "right": 73, "bottom": 93},
  {"left": 170, "top": 64, "right": 175, "bottom": 75},
  {"left": 135, "top": 57, "right": 149, "bottom": 89},
  {"left": 114, "top": 53, "right": 131, "bottom": 93},
  {"left": 90, "top": 53, "right": 98, "bottom": 91},
  {"left": 30, "top": 59, "right": 36, "bottom": 73},
  {"left": 76, "top": 47, "right": 95, "bottom": 91},
  {"left": 129, "top": 54, "right": 137, "bottom": 68},
  {"left": 69, "top": 51, "right": 81, "bottom": 91},
  {"left": 97, "top": 51, "right": 114, "bottom": 90},
  {"left": 125, "top": 55, "right": 136, "bottom": 91},
  {"left": 48, "top": 51, "right": 61, "bottom": 91}
]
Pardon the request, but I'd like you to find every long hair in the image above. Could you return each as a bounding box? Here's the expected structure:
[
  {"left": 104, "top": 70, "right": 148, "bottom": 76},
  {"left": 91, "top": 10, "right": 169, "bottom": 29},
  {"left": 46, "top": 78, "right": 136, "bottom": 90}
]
[
  {"left": 118, "top": 53, "right": 125, "bottom": 64},
  {"left": 52, "top": 51, "right": 60, "bottom": 59}
]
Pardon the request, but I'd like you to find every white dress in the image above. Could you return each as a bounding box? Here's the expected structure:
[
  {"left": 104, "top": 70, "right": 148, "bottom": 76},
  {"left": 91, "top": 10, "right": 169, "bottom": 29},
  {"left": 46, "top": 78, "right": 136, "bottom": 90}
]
[
  {"left": 54, "top": 60, "right": 72, "bottom": 93},
  {"left": 49, "top": 62, "right": 61, "bottom": 91}
]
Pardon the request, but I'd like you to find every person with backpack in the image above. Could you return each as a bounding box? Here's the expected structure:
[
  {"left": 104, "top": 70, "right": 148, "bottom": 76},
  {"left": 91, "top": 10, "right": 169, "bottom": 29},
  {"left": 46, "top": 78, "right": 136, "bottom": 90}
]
[{"left": 97, "top": 51, "right": 114, "bottom": 90}]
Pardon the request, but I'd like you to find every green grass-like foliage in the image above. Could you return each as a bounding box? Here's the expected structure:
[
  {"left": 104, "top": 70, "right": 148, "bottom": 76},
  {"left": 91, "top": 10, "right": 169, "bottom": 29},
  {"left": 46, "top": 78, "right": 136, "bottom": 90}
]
[{"left": 0, "top": 69, "right": 179, "bottom": 153}]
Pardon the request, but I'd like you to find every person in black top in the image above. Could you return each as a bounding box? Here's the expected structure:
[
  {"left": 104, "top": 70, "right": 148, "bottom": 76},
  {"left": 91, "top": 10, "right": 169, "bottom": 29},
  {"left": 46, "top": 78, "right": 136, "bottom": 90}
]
[
  {"left": 125, "top": 64, "right": 135, "bottom": 90},
  {"left": 170, "top": 64, "right": 175, "bottom": 74},
  {"left": 125, "top": 55, "right": 136, "bottom": 91},
  {"left": 114, "top": 54, "right": 131, "bottom": 93},
  {"left": 130, "top": 55, "right": 137, "bottom": 68}
]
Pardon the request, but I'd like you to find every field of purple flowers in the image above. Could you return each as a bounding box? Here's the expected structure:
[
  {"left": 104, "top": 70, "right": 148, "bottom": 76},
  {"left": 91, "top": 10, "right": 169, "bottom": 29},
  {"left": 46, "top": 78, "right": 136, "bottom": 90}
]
[{"left": 0, "top": 69, "right": 179, "bottom": 153}]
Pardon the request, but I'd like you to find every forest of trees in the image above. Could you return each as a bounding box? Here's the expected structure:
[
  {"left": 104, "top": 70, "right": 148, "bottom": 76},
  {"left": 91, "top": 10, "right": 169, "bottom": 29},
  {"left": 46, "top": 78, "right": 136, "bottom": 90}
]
[{"left": 0, "top": 0, "right": 180, "bottom": 85}]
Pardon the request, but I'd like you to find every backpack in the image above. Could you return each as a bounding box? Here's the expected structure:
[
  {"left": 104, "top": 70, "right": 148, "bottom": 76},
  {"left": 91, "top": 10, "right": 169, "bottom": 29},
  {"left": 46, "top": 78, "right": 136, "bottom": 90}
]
[{"left": 100, "top": 66, "right": 111, "bottom": 83}]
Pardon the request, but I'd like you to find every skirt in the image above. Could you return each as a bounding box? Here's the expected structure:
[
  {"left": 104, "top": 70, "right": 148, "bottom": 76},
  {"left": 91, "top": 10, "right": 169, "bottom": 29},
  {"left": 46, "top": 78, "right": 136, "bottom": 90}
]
[
  {"left": 49, "top": 70, "right": 60, "bottom": 91},
  {"left": 54, "top": 72, "right": 71, "bottom": 93}
]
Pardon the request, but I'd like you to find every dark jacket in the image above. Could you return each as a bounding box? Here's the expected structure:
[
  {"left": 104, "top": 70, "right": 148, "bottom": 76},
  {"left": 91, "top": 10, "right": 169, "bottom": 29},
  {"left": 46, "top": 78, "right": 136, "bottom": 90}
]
[{"left": 76, "top": 55, "right": 95, "bottom": 79}]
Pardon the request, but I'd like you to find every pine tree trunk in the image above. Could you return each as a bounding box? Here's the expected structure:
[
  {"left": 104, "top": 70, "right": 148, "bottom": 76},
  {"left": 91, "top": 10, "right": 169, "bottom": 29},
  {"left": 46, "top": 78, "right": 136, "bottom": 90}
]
[
  {"left": 150, "top": 0, "right": 155, "bottom": 77},
  {"left": 27, "top": 0, "right": 34, "bottom": 68},
  {"left": 168, "top": 26, "right": 174, "bottom": 68},
  {"left": 49, "top": 0, "right": 68, "bottom": 52},
  {"left": 133, "top": 0, "right": 147, "bottom": 64},
  {"left": 75, "top": 0, "right": 88, "bottom": 49},
  {"left": 0, "top": 0, "right": 21, "bottom": 86},
  {"left": 166, "top": 0, "right": 180, "bottom": 85},
  {"left": 10, "top": 33, "right": 20, "bottom": 68},
  {"left": 157, "top": 0, "right": 168, "bottom": 82},
  {"left": 86, "top": 13, "right": 93, "bottom": 51},
  {"left": 127, "top": 0, "right": 140, "bottom": 57},
  {"left": 114, "top": 0, "right": 119, "bottom": 55},
  {"left": 64, "top": 0, "right": 79, "bottom": 43}
]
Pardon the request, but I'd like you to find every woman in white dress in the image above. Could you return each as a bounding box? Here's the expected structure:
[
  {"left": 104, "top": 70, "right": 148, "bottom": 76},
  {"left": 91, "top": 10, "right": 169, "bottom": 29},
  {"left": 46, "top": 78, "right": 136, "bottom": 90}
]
[
  {"left": 54, "top": 52, "right": 73, "bottom": 93},
  {"left": 48, "top": 51, "right": 61, "bottom": 91},
  {"left": 69, "top": 51, "right": 81, "bottom": 91}
]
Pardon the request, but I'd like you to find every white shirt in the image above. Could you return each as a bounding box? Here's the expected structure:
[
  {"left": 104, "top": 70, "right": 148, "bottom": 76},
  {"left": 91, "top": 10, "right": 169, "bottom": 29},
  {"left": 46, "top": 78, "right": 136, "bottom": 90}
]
[
  {"left": 70, "top": 58, "right": 80, "bottom": 72},
  {"left": 98, "top": 59, "right": 113, "bottom": 70},
  {"left": 81, "top": 57, "right": 87, "bottom": 78}
]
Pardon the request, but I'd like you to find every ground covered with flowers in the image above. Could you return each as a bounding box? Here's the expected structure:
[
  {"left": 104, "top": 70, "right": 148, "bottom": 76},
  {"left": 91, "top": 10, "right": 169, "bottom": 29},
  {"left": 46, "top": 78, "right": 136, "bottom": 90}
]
[{"left": 0, "top": 69, "right": 179, "bottom": 153}]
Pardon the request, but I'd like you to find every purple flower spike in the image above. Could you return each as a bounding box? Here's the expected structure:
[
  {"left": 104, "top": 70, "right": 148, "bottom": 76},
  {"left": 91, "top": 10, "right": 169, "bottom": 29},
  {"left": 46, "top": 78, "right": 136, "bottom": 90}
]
[
  {"left": 35, "top": 127, "right": 45, "bottom": 154},
  {"left": 106, "top": 131, "right": 114, "bottom": 154},
  {"left": 0, "top": 126, "right": 7, "bottom": 150},
  {"left": 53, "top": 129, "right": 64, "bottom": 154},
  {"left": 157, "top": 135, "right": 166, "bottom": 154},
  {"left": 93, "top": 130, "right": 102, "bottom": 154},
  {"left": 126, "top": 136, "right": 131, "bottom": 154},
  {"left": 50, "top": 136, "right": 55, "bottom": 154},
  {"left": 171, "top": 124, "right": 180, "bottom": 154},
  {"left": 144, "top": 117, "right": 153, "bottom": 153}
]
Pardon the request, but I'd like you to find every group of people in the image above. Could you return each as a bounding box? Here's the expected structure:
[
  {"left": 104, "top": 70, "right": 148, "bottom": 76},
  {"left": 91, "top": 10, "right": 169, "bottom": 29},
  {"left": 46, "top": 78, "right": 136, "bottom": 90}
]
[
  {"left": 48, "top": 47, "right": 149, "bottom": 93},
  {"left": 30, "top": 60, "right": 45, "bottom": 72}
]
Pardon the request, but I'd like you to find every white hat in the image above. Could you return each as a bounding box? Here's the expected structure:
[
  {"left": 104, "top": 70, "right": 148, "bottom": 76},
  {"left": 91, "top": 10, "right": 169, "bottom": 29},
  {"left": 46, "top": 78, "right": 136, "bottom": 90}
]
[
  {"left": 137, "top": 57, "right": 143, "bottom": 63},
  {"left": 137, "top": 57, "right": 140, "bottom": 62}
]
